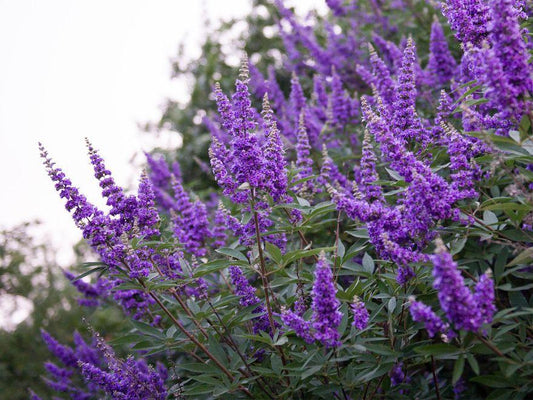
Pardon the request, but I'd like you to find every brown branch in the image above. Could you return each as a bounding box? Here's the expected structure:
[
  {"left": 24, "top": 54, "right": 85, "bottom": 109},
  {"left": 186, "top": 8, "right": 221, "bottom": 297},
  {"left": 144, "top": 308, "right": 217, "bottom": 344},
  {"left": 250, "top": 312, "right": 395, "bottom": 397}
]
[{"left": 431, "top": 356, "right": 441, "bottom": 400}]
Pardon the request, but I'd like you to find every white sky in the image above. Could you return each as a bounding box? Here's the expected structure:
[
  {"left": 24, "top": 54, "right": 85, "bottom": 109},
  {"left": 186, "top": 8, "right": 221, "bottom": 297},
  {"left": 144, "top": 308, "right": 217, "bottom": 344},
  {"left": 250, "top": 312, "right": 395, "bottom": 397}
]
[{"left": 0, "top": 0, "right": 324, "bottom": 265}]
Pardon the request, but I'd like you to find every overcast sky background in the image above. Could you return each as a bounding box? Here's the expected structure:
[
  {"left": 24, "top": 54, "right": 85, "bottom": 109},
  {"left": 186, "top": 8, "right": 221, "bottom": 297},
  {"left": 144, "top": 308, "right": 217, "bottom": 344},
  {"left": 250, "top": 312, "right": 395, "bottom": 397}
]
[{"left": 0, "top": 0, "right": 324, "bottom": 266}]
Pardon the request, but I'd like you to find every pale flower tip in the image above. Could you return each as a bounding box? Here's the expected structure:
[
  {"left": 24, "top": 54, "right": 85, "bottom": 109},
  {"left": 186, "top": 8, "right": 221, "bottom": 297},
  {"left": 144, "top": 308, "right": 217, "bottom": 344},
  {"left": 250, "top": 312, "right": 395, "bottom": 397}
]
[
  {"left": 321, "top": 143, "right": 329, "bottom": 157},
  {"left": 239, "top": 53, "right": 249, "bottom": 77},
  {"left": 434, "top": 237, "right": 446, "bottom": 253},
  {"left": 299, "top": 109, "right": 306, "bottom": 125}
]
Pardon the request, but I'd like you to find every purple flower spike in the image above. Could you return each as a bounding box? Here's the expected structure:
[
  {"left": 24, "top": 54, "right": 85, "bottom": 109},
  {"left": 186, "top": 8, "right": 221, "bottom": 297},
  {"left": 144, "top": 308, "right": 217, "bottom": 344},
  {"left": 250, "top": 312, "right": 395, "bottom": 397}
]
[
  {"left": 311, "top": 252, "right": 342, "bottom": 348},
  {"left": 290, "top": 72, "right": 307, "bottom": 122},
  {"left": 409, "top": 298, "right": 449, "bottom": 338},
  {"left": 390, "top": 362, "right": 406, "bottom": 386},
  {"left": 228, "top": 266, "right": 271, "bottom": 334},
  {"left": 488, "top": 0, "right": 532, "bottom": 96},
  {"left": 431, "top": 239, "right": 481, "bottom": 332},
  {"left": 441, "top": 0, "right": 490, "bottom": 46},
  {"left": 359, "top": 130, "right": 383, "bottom": 202},
  {"left": 295, "top": 112, "right": 315, "bottom": 198},
  {"left": 262, "top": 93, "right": 288, "bottom": 202},
  {"left": 171, "top": 176, "right": 210, "bottom": 257},
  {"left": 392, "top": 37, "right": 424, "bottom": 141},
  {"left": 39, "top": 143, "right": 98, "bottom": 230},
  {"left": 281, "top": 310, "right": 314, "bottom": 343},
  {"left": 136, "top": 171, "right": 160, "bottom": 237},
  {"left": 351, "top": 296, "right": 370, "bottom": 330},
  {"left": 41, "top": 330, "right": 78, "bottom": 368},
  {"left": 367, "top": 43, "right": 396, "bottom": 108},
  {"left": 427, "top": 18, "right": 456, "bottom": 86},
  {"left": 473, "top": 272, "right": 496, "bottom": 325}
]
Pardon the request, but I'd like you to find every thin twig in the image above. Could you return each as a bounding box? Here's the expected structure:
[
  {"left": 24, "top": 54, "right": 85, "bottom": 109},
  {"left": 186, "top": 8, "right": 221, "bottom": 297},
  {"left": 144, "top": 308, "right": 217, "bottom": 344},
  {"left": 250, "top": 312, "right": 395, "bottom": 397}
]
[
  {"left": 367, "top": 374, "right": 385, "bottom": 400},
  {"left": 431, "top": 356, "right": 441, "bottom": 400},
  {"left": 251, "top": 191, "right": 277, "bottom": 334},
  {"left": 476, "top": 334, "right": 505, "bottom": 358}
]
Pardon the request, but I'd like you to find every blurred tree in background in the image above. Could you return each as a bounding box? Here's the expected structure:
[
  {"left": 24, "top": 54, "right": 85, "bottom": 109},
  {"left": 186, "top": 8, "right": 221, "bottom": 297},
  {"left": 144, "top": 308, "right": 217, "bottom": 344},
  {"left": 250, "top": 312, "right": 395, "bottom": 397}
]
[{"left": 0, "top": 222, "right": 125, "bottom": 399}]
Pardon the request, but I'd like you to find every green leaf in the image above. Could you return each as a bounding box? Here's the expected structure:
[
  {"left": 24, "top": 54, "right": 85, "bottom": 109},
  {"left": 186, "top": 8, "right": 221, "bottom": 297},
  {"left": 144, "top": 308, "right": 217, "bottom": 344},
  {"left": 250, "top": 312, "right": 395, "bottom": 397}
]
[
  {"left": 336, "top": 240, "right": 345, "bottom": 260},
  {"left": 108, "top": 334, "right": 144, "bottom": 346},
  {"left": 131, "top": 320, "right": 164, "bottom": 339},
  {"left": 79, "top": 261, "right": 107, "bottom": 268},
  {"left": 364, "top": 344, "right": 398, "bottom": 356},
  {"left": 470, "top": 375, "right": 512, "bottom": 388},
  {"left": 73, "top": 266, "right": 107, "bottom": 281},
  {"left": 131, "top": 340, "right": 161, "bottom": 351},
  {"left": 215, "top": 247, "right": 248, "bottom": 262},
  {"left": 346, "top": 229, "right": 369, "bottom": 239},
  {"left": 112, "top": 281, "right": 143, "bottom": 291},
  {"left": 497, "top": 282, "right": 533, "bottom": 292},
  {"left": 194, "top": 259, "right": 246, "bottom": 277},
  {"left": 483, "top": 210, "right": 499, "bottom": 226},
  {"left": 362, "top": 253, "right": 375, "bottom": 274},
  {"left": 450, "top": 237, "right": 467, "bottom": 255},
  {"left": 414, "top": 344, "right": 460, "bottom": 357},
  {"left": 494, "top": 247, "right": 510, "bottom": 282},
  {"left": 455, "top": 83, "right": 483, "bottom": 102},
  {"left": 342, "top": 242, "right": 368, "bottom": 264},
  {"left": 301, "top": 365, "right": 323, "bottom": 380},
  {"left": 509, "top": 130, "right": 521, "bottom": 143},
  {"left": 306, "top": 201, "right": 336, "bottom": 219},
  {"left": 265, "top": 242, "right": 283, "bottom": 265},
  {"left": 179, "top": 363, "right": 221, "bottom": 374},
  {"left": 507, "top": 248, "right": 533, "bottom": 266},
  {"left": 452, "top": 97, "right": 489, "bottom": 113},
  {"left": 296, "top": 197, "right": 311, "bottom": 207},
  {"left": 385, "top": 168, "right": 402, "bottom": 181},
  {"left": 388, "top": 297, "right": 396, "bottom": 315},
  {"left": 274, "top": 336, "right": 288, "bottom": 346},
  {"left": 183, "top": 383, "right": 215, "bottom": 396},
  {"left": 482, "top": 203, "right": 532, "bottom": 212},
  {"left": 466, "top": 354, "right": 480, "bottom": 375},
  {"left": 271, "top": 354, "right": 282, "bottom": 375},
  {"left": 453, "top": 355, "right": 465, "bottom": 384},
  {"left": 282, "top": 247, "right": 335, "bottom": 267}
]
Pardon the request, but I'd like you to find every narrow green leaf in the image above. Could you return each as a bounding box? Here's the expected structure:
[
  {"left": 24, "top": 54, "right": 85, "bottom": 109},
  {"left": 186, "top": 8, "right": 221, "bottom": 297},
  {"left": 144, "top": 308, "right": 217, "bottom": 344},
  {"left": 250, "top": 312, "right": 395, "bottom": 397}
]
[
  {"left": 483, "top": 210, "right": 499, "bottom": 226},
  {"left": 414, "top": 344, "right": 460, "bottom": 357},
  {"left": 362, "top": 253, "right": 375, "bottom": 274},
  {"left": 507, "top": 247, "right": 533, "bottom": 266},
  {"left": 282, "top": 247, "right": 335, "bottom": 267},
  {"left": 301, "top": 365, "right": 323, "bottom": 379},
  {"left": 73, "top": 267, "right": 107, "bottom": 281},
  {"left": 470, "top": 375, "right": 512, "bottom": 388},
  {"left": 265, "top": 242, "right": 283, "bottom": 265},
  {"left": 466, "top": 353, "right": 480, "bottom": 375},
  {"left": 388, "top": 297, "right": 396, "bottom": 315},
  {"left": 453, "top": 355, "right": 465, "bottom": 384},
  {"left": 215, "top": 247, "right": 248, "bottom": 262},
  {"left": 271, "top": 355, "right": 282, "bottom": 375},
  {"left": 132, "top": 320, "right": 164, "bottom": 339}
]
